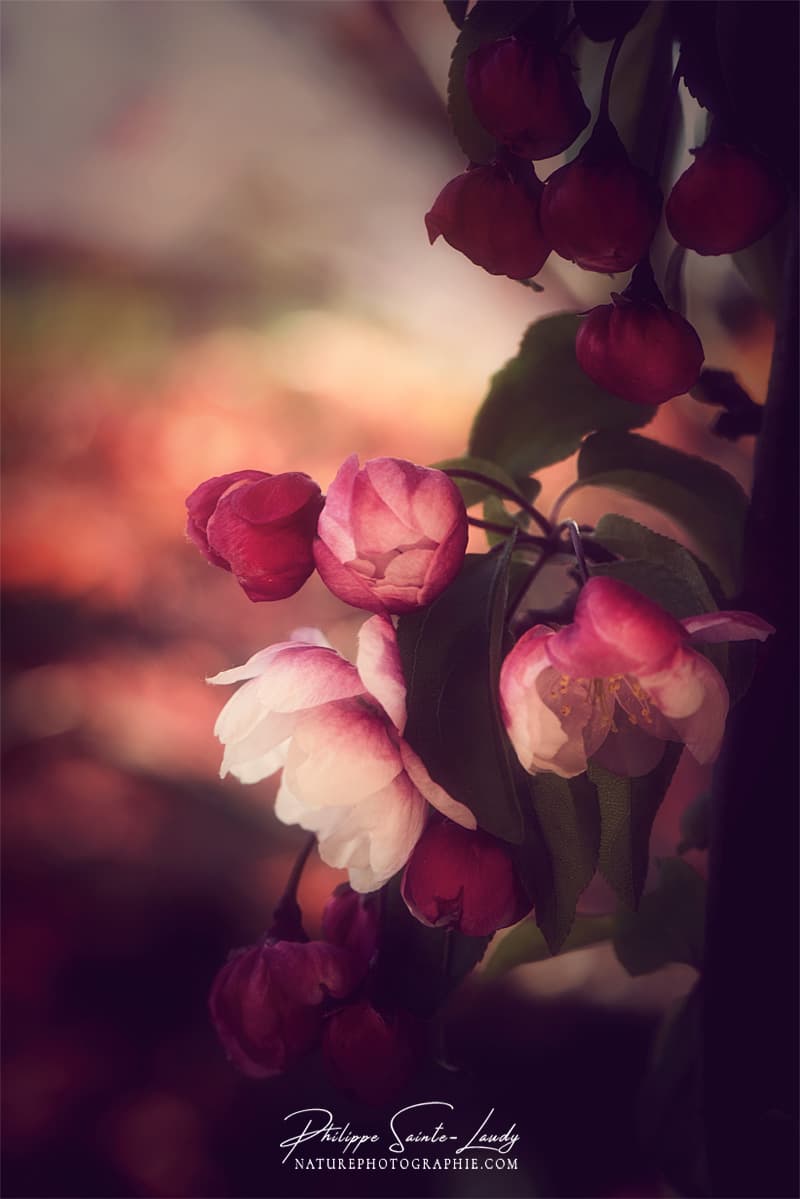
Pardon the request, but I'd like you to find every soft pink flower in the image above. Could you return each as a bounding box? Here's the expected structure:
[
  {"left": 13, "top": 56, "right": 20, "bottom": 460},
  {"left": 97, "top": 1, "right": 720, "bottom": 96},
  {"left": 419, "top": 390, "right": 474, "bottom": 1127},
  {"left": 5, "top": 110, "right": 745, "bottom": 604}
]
[
  {"left": 185, "top": 470, "right": 323, "bottom": 601},
  {"left": 313, "top": 455, "right": 468, "bottom": 615},
  {"left": 208, "top": 616, "right": 476, "bottom": 891},
  {"left": 500, "top": 577, "right": 774, "bottom": 779},
  {"left": 209, "top": 938, "right": 355, "bottom": 1079}
]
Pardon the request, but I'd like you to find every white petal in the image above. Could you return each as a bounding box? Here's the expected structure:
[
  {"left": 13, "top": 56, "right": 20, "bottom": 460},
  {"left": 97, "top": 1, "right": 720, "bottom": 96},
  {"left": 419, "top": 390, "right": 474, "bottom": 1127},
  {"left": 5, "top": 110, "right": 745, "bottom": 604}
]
[{"left": 356, "top": 614, "right": 407, "bottom": 733}]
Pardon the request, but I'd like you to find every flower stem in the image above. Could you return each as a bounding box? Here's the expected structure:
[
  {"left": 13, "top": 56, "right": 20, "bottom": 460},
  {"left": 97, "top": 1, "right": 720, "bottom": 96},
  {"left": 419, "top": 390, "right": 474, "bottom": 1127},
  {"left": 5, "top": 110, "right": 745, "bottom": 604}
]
[
  {"left": 443, "top": 468, "right": 552, "bottom": 535},
  {"left": 651, "top": 56, "right": 683, "bottom": 183},
  {"left": 562, "top": 519, "right": 590, "bottom": 585},
  {"left": 599, "top": 34, "right": 626, "bottom": 124},
  {"left": 268, "top": 833, "right": 316, "bottom": 942}
]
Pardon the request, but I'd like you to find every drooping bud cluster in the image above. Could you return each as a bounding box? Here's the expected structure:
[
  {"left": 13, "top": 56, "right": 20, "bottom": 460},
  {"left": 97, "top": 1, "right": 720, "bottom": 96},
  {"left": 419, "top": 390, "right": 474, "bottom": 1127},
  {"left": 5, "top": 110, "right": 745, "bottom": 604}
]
[{"left": 186, "top": 456, "right": 468, "bottom": 614}]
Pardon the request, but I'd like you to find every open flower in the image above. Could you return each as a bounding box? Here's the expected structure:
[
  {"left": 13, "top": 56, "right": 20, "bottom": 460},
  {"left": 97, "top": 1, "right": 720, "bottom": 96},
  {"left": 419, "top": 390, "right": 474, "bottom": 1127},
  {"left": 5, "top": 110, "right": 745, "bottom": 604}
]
[
  {"left": 313, "top": 455, "right": 468, "bottom": 615},
  {"left": 500, "top": 577, "right": 773, "bottom": 779},
  {"left": 209, "top": 616, "right": 476, "bottom": 890}
]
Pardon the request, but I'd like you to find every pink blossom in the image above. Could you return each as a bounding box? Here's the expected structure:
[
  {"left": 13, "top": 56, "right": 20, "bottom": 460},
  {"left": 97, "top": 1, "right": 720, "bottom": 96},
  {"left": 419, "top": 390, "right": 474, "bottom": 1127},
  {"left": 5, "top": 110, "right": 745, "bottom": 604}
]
[
  {"left": 208, "top": 616, "right": 476, "bottom": 891},
  {"left": 313, "top": 455, "right": 468, "bottom": 615},
  {"left": 500, "top": 577, "right": 774, "bottom": 779}
]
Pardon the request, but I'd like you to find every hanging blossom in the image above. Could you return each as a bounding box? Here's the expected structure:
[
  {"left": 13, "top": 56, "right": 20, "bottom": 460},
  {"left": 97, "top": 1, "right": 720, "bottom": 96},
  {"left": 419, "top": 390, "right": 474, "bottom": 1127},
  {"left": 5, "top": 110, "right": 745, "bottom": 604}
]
[
  {"left": 500, "top": 576, "right": 774, "bottom": 779},
  {"left": 208, "top": 616, "right": 476, "bottom": 891}
]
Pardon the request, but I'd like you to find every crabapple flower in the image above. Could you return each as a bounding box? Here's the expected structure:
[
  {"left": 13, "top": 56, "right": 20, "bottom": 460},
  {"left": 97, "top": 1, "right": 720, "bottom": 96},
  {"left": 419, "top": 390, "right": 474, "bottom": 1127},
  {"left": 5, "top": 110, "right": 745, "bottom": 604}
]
[
  {"left": 323, "top": 1000, "right": 421, "bottom": 1106},
  {"left": 209, "top": 938, "right": 355, "bottom": 1078},
  {"left": 322, "top": 883, "right": 379, "bottom": 979},
  {"left": 185, "top": 470, "right": 323, "bottom": 601},
  {"left": 208, "top": 615, "right": 476, "bottom": 892},
  {"left": 401, "top": 818, "right": 532, "bottom": 937},
  {"left": 425, "top": 162, "right": 551, "bottom": 280},
  {"left": 465, "top": 36, "right": 590, "bottom": 160},
  {"left": 313, "top": 455, "right": 468, "bottom": 615},
  {"left": 499, "top": 577, "right": 774, "bottom": 779}
]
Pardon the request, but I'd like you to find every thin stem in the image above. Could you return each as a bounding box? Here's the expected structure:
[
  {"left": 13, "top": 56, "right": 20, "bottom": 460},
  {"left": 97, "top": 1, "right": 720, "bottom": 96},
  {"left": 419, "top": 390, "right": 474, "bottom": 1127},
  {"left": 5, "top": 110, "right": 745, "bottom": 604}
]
[
  {"left": 443, "top": 468, "right": 552, "bottom": 535},
  {"left": 268, "top": 833, "right": 316, "bottom": 942},
  {"left": 562, "top": 519, "right": 589, "bottom": 585},
  {"left": 651, "top": 56, "right": 683, "bottom": 183},
  {"left": 467, "top": 515, "right": 548, "bottom": 546},
  {"left": 599, "top": 34, "right": 626, "bottom": 123},
  {"left": 435, "top": 930, "right": 459, "bottom": 1072},
  {"left": 550, "top": 480, "right": 583, "bottom": 525}
]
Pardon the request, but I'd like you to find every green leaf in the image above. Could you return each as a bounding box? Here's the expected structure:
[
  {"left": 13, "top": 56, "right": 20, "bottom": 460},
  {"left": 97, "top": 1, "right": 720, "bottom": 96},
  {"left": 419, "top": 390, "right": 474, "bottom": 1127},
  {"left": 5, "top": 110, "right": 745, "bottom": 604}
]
[
  {"left": 516, "top": 772, "right": 601, "bottom": 953},
  {"left": 483, "top": 494, "right": 519, "bottom": 545},
  {"left": 613, "top": 857, "right": 706, "bottom": 975},
  {"left": 432, "top": 455, "right": 541, "bottom": 510},
  {"left": 372, "top": 875, "right": 490, "bottom": 1017},
  {"left": 396, "top": 540, "right": 525, "bottom": 843},
  {"left": 469, "top": 315, "right": 654, "bottom": 478},
  {"left": 576, "top": 431, "right": 748, "bottom": 595},
  {"left": 443, "top": 0, "right": 469, "bottom": 29},
  {"left": 589, "top": 742, "right": 683, "bottom": 908},
  {"left": 482, "top": 914, "right": 613, "bottom": 979}
]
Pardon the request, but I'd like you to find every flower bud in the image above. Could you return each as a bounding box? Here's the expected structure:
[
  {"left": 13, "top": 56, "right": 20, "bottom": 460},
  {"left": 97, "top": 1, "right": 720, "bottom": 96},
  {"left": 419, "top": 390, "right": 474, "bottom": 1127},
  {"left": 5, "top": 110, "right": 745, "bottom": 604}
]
[
  {"left": 465, "top": 36, "right": 590, "bottom": 160},
  {"left": 541, "top": 120, "right": 662, "bottom": 272},
  {"left": 401, "top": 819, "right": 531, "bottom": 937},
  {"left": 576, "top": 297, "right": 704, "bottom": 406},
  {"left": 314, "top": 455, "right": 468, "bottom": 615},
  {"left": 186, "top": 470, "right": 324, "bottom": 601},
  {"left": 666, "top": 142, "right": 787, "bottom": 255},
  {"left": 323, "top": 1001, "right": 420, "bottom": 1106},
  {"left": 322, "top": 884, "right": 379, "bottom": 979},
  {"left": 209, "top": 939, "right": 354, "bottom": 1078},
  {"left": 425, "top": 162, "right": 550, "bottom": 280}
]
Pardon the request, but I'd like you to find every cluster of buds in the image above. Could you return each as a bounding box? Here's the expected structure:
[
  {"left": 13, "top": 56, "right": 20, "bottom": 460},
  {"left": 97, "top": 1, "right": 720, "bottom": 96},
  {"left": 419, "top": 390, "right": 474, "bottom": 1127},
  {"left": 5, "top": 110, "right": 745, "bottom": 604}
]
[
  {"left": 187, "top": 455, "right": 468, "bottom": 609},
  {"left": 424, "top": 20, "right": 787, "bottom": 408}
]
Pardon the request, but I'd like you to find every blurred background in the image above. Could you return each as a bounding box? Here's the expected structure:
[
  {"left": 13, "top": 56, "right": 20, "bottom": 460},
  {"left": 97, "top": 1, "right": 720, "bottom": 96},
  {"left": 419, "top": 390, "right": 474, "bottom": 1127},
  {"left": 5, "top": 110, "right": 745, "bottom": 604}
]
[{"left": 1, "top": 3, "right": 775, "bottom": 1196}]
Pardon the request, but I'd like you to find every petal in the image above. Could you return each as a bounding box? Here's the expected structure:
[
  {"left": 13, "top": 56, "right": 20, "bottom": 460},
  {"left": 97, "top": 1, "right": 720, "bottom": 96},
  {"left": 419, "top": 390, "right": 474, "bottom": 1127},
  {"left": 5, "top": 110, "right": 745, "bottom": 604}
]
[
  {"left": 252, "top": 643, "right": 364, "bottom": 713},
  {"left": 207, "top": 644, "right": 285, "bottom": 687},
  {"left": 219, "top": 711, "right": 296, "bottom": 782},
  {"left": 351, "top": 468, "right": 419, "bottom": 554},
  {"left": 356, "top": 615, "right": 407, "bottom": 733},
  {"left": 499, "top": 627, "right": 571, "bottom": 774},
  {"left": 317, "top": 454, "right": 359, "bottom": 562},
  {"left": 289, "top": 626, "right": 333, "bottom": 648},
  {"left": 682, "top": 610, "right": 775, "bottom": 644},
  {"left": 313, "top": 536, "right": 387, "bottom": 614},
  {"left": 383, "top": 548, "right": 434, "bottom": 588},
  {"left": 398, "top": 740, "right": 477, "bottom": 829},
  {"left": 639, "top": 650, "right": 729, "bottom": 765},
  {"left": 591, "top": 722, "right": 667, "bottom": 777},
  {"left": 419, "top": 517, "right": 468, "bottom": 606},
  {"left": 285, "top": 701, "right": 403, "bottom": 809},
  {"left": 318, "top": 774, "right": 428, "bottom": 892}
]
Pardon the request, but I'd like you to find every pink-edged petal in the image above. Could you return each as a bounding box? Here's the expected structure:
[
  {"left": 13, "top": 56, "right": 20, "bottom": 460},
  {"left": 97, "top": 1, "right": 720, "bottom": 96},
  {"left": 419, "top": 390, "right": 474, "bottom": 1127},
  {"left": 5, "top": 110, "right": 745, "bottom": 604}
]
[
  {"left": 591, "top": 721, "right": 667, "bottom": 777},
  {"left": 351, "top": 469, "right": 419, "bottom": 554},
  {"left": 317, "top": 454, "right": 359, "bottom": 562},
  {"left": 398, "top": 740, "right": 477, "bottom": 829},
  {"left": 317, "top": 775, "right": 428, "bottom": 892},
  {"left": 499, "top": 627, "right": 571, "bottom": 774},
  {"left": 253, "top": 643, "right": 364, "bottom": 713},
  {"left": 289, "top": 626, "right": 333, "bottom": 648},
  {"left": 409, "top": 470, "right": 466, "bottom": 543},
  {"left": 356, "top": 615, "right": 407, "bottom": 733},
  {"left": 219, "top": 710, "right": 296, "bottom": 782},
  {"left": 363, "top": 458, "right": 419, "bottom": 532},
  {"left": 640, "top": 651, "right": 729, "bottom": 765},
  {"left": 419, "top": 517, "right": 468, "bottom": 605},
  {"left": 286, "top": 701, "right": 403, "bottom": 809},
  {"left": 547, "top": 576, "right": 685, "bottom": 678},
  {"left": 383, "top": 549, "right": 434, "bottom": 588},
  {"left": 207, "top": 644, "right": 285, "bottom": 687},
  {"left": 313, "top": 536, "right": 387, "bottom": 614},
  {"left": 682, "top": 610, "right": 775, "bottom": 644}
]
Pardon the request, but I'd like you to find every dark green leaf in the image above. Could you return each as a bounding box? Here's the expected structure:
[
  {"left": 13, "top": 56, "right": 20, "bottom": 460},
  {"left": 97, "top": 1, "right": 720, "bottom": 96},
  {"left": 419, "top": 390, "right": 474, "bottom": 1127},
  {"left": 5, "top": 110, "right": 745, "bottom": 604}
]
[
  {"left": 443, "top": 0, "right": 469, "bottom": 30},
  {"left": 670, "top": 0, "right": 729, "bottom": 115},
  {"left": 483, "top": 494, "right": 520, "bottom": 545},
  {"left": 431, "top": 455, "right": 541, "bottom": 510},
  {"left": 576, "top": 431, "right": 748, "bottom": 594},
  {"left": 589, "top": 742, "right": 683, "bottom": 908},
  {"left": 517, "top": 772, "right": 601, "bottom": 953},
  {"left": 372, "top": 875, "right": 490, "bottom": 1016},
  {"left": 482, "top": 914, "right": 613, "bottom": 978},
  {"left": 613, "top": 857, "right": 706, "bottom": 975},
  {"left": 397, "top": 542, "right": 525, "bottom": 843},
  {"left": 469, "top": 315, "right": 654, "bottom": 478},
  {"left": 573, "top": 1, "right": 648, "bottom": 42}
]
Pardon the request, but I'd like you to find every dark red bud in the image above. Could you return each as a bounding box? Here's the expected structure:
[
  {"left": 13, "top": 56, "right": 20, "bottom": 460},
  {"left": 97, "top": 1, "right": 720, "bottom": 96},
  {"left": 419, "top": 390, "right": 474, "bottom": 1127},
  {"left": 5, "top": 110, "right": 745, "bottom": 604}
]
[
  {"left": 465, "top": 36, "right": 590, "bottom": 161},
  {"left": 576, "top": 299, "right": 704, "bottom": 406},
  {"left": 425, "top": 163, "right": 550, "bottom": 280},
  {"left": 185, "top": 470, "right": 324, "bottom": 601},
  {"left": 541, "top": 123, "right": 662, "bottom": 272},
  {"left": 666, "top": 142, "right": 787, "bottom": 256},
  {"left": 209, "top": 939, "right": 354, "bottom": 1079},
  {"left": 323, "top": 1001, "right": 420, "bottom": 1106},
  {"left": 401, "top": 819, "right": 532, "bottom": 937},
  {"left": 321, "top": 884, "right": 379, "bottom": 980}
]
